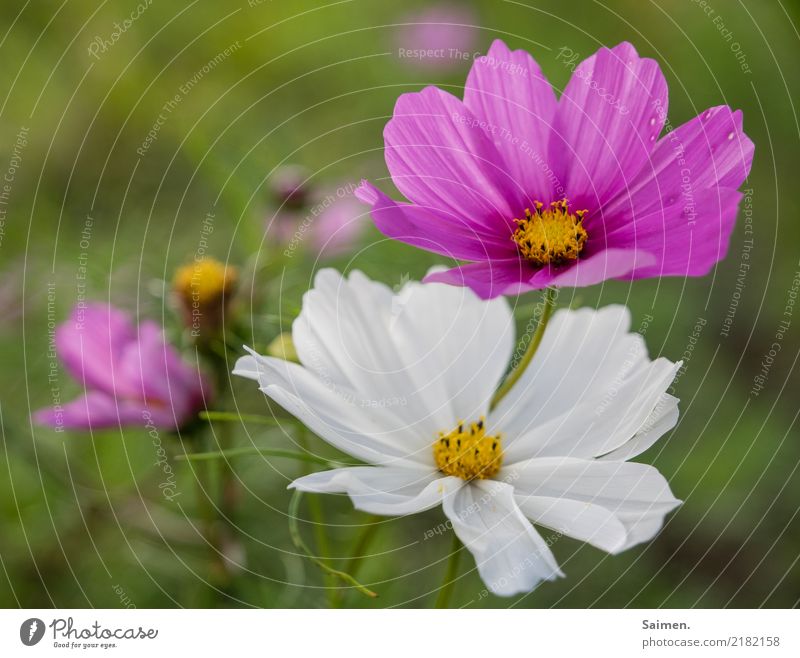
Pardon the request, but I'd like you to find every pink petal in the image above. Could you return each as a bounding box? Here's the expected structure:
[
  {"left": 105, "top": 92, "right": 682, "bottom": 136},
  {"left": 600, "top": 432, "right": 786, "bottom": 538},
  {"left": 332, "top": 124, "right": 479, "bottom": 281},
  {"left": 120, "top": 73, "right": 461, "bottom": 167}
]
[
  {"left": 116, "top": 321, "right": 208, "bottom": 425},
  {"left": 356, "top": 181, "right": 517, "bottom": 261},
  {"left": 609, "top": 187, "right": 743, "bottom": 278},
  {"left": 423, "top": 258, "right": 536, "bottom": 299},
  {"left": 602, "top": 106, "right": 754, "bottom": 229},
  {"left": 463, "top": 39, "right": 558, "bottom": 203},
  {"left": 550, "top": 42, "right": 668, "bottom": 211},
  {"left": 55, "top": 303, "right": 136, "bottom": 395},
  {"left": 530, "top": 248, "right": 655, "bottom": 288},
  {"left": 33, "top": 391, "right": 146, "bottom": 431},
  {"left": 383, "top": 85, "right": 524, "bottom": 231}
]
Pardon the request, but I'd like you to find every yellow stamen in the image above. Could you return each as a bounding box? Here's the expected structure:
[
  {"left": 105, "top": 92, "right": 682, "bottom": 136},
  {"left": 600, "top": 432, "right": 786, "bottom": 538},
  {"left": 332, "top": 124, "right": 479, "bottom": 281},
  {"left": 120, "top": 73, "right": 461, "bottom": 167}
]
[
  {"left": 512, "top": 199, "right": 588, "bottom": 266},
  {"left": 433, "top": 417, "right": 502, "bottom": 480}
]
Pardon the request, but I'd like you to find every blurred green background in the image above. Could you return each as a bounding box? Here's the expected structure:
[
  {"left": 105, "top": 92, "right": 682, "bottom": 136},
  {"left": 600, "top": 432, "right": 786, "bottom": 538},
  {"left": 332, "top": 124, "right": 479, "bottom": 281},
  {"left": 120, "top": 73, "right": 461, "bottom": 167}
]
[{"left": 1, "top": 0, "right": 798, "bottom": 608}]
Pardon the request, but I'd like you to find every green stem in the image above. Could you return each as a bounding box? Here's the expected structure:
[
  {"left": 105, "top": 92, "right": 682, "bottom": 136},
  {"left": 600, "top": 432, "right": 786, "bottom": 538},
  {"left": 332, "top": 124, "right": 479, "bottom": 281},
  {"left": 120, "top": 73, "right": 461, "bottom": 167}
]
[
  {"left": 434, "top": 532, "right": 463, "bottom": 609},
  {"left": 288, "top": 490, "right": 377, "bottom": 599},
  {"left": 490, "top": 287, "right": 557, "bottom": 410},
  {"left": 192, "top": 438, "right": 230, "bottom": 587}
]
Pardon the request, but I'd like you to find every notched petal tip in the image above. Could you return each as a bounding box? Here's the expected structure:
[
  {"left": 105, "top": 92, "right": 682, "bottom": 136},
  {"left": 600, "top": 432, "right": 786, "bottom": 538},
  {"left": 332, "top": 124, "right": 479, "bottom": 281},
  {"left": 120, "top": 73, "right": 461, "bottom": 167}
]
[{"left": 354, "top": 179, "right": 378, "bottom": 205}]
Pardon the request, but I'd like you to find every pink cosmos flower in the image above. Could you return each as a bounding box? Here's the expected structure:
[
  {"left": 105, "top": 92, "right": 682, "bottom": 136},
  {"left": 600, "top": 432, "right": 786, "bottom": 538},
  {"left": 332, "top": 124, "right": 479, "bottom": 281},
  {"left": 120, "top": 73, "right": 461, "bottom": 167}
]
[
  {"left": 357, "top": 40, "right": 754, "bottom": 299},
  {"left": 33, "top": 303, "right": 209, "bottom": 431}
]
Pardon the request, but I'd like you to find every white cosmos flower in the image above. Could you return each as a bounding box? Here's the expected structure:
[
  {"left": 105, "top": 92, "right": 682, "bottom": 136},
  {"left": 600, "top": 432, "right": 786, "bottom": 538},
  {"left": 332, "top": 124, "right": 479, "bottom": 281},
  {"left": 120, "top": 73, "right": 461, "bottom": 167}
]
[{"left": 234, "top": 269, "right": 682, "bottom": 597}]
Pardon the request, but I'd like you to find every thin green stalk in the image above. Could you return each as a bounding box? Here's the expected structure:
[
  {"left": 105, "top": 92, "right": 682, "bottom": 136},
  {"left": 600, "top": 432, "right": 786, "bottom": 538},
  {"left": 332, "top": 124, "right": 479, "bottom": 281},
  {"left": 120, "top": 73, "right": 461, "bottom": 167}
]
[
  {"left": 212, "top": 378, "right": 238, "bottom": 569},
  {"left": 345, "top": 515, "right": 382, "bottom": 580},
  {"left": 434, "top": 532, "right": 463, "bottom": 609},
  {"left": 296, "top": 427, "right": 336, "bottom": 606},
  {"left": 332, "top": 514, "right": 382, "bottom": 607},
  {"left": 490, "top": 287, "right": 557, "bottom": 410},
  {"left": 177, "top": 446, "right": 354, "bottom": 468},
  {"left": 200, "top": 410, "right": 292, "bottom": 426},
  {"left": 288, "top": 490, "right": 377, "bottom": 599}
]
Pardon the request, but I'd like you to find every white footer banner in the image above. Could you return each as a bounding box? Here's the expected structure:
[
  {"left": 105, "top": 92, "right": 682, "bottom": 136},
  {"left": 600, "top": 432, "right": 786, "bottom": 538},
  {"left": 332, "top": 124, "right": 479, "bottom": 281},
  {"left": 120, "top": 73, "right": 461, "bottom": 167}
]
[{"left": 0, "top": 609, "right": 796, "bottom": 656}]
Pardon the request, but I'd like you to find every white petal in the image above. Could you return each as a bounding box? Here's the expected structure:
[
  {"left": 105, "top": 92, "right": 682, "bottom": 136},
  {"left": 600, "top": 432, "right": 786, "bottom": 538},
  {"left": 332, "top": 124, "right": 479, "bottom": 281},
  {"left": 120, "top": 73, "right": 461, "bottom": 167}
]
[
  {"left": 292, "top": 269, "right": 433, "bottom": 429},
  {"left": 489, "top": 305, "right": 649, "bottom": 437},
  {"left": 233, "top": 354, "right": 261, "bottom": 381},
  {"left": 292, "top": 268, "right": 514, "bottom": 435},
  {"left": 290, "top": 466, "right": 457, "bottom": 516},
  {"left": 504, "top": 457, "right": 681, "bottom": 551},
  {"left": 600, "top": 394, "right": 679, "bottom": 461},
  {"left": 235, "top": 349, "right": 433, "bottom": 466},
  {"left": 514, "top": 495, "right": 627, "bottom": 553},
  {"left": 442, "top": 480, "right": 563, "bottom": 597},
  {"left": 392, "top": 272, "right": 514, "bottom": 426},
  {"left": 499, "top": 358, "right": 680, "bottom": 462}
]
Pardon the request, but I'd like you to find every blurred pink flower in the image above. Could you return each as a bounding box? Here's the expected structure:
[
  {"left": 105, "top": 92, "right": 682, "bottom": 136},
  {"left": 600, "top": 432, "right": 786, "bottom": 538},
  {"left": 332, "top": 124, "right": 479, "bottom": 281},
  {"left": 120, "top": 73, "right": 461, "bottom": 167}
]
[
  {"left": 308, "top": 189, "right": 366, "bottom": 258},
  {"left": 396, "top": 4, "right": 478, "bottom": 71},
  {"left": 33, "top": 303, "right": 210, "bottom": 431},
  {"left": 265, "top": 169, "right": 366, "bottom": 258}
]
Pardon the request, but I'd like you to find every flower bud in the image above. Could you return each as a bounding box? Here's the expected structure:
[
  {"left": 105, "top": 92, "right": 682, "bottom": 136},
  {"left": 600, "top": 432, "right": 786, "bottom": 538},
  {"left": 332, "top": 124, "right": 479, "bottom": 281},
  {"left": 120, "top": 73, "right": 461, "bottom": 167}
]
[
  {"left": 268, "top": 165, "right": 312, "bottom": 210},
  {"left": 173, "top": 257, "right": 238, "bottom": 341},
  {"left": 266, "top": 332, "right": 298, "bottom": 362}
]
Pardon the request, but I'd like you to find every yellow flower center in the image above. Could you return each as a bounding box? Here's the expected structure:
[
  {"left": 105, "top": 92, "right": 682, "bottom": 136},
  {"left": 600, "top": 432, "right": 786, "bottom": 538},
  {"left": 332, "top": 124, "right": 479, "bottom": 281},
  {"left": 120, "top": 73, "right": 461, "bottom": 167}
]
[
  {"left": 512, "top": 199, "right": 588, "bottom": 266},
  {"left": 173, "top": 257, "right": 238, "bottom": 307},
  {"left": 433, "top": 417, "right": 502, "bottom": 480}
]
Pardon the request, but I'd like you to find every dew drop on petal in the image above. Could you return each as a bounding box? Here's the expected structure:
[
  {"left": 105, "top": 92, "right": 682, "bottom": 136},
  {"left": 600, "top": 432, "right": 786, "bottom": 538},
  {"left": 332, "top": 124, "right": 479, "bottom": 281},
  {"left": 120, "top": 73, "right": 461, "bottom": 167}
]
[{"left": 727, "top": 131, "right": 735, "bottom": 140}]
